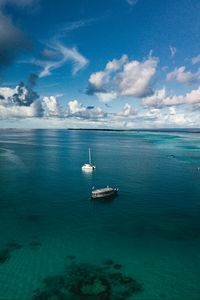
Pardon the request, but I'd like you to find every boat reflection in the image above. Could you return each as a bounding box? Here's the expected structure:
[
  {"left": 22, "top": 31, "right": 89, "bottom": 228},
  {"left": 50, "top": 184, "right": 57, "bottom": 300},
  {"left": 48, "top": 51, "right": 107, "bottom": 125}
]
[{"left": 82, "top": 168, "right": 94, "bottom": 174}]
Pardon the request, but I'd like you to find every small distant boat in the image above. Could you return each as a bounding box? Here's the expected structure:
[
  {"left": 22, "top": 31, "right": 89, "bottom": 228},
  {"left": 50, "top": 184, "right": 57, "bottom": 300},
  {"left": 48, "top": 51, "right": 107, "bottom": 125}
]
[
  {"left": 91, "top": 186, "right": 119, "bottom": 199},
  {"left": 82, "top": 148, "right": 96, "bottom": 171}
]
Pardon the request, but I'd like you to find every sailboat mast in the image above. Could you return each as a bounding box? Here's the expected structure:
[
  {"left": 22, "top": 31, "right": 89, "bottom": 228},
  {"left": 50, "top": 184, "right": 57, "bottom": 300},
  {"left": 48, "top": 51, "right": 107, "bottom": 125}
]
[{"left": 89, "top": 148, "right": 91, "bottom": 164}]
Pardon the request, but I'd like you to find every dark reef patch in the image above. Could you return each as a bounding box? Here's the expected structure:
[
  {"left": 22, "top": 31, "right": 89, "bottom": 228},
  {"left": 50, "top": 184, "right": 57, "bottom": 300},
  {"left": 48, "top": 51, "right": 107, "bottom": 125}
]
[
  {"left": 0, "top": 241, "right": 23, "bottom": 264},
  {"left": 29, "top": 241, "right": 41, "bottom": 249},
  {"left": 0, "top": 249, "right": 11, "bottom": 264},
  {"left": 33, "top": 260, "right": 143, "bottom": 300},
  {"left": 6, "top": 242, "right": 23, "bottom": 251}
]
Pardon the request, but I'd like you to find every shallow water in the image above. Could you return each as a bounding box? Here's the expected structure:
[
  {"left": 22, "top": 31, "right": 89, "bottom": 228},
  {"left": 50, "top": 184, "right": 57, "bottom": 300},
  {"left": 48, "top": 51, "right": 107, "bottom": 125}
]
[{"left": 0, "top": 129, "right": 200, "bottom": 300}]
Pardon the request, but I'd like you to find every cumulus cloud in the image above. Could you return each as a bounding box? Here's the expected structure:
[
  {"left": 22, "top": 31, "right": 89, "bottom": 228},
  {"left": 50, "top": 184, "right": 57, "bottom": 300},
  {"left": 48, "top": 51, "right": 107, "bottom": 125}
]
[
  {"left": 0, "top": 101, "right": 42, "bottom": 118},
  {"left": 0, "top": 75, "right": 43, "bottom": 118},
  {"left": 0, "top": 87, "right": 15, "bottom": 99},
  {"left": 117, "top": 103, "right": 137, "bottom": 116},
  {"left": 88, "top": 55, "right": 128, "bottom": 93},
  {"left": 31, "top": 43, "right": 89, "bottom": 78},
  {"left": 87, "top": 55, "right": 158, "bottom": 101},
  {"left": 143, "top": 89, "right": 167, "bottom": 107},
  {"left": 143, "top": 87, "right": 200, "bottom": 107},
  {"left": 67, "top": 100, "right": 106, "bottom": 119},
  {"left": 42, "top": 96, "right": 62, "bottom": 117},
  {"left": 116, "top": 58, "right": 157, "bottom": 97},
  {"left": 166, "top": 66, "right": 200, "bottom": 85}
]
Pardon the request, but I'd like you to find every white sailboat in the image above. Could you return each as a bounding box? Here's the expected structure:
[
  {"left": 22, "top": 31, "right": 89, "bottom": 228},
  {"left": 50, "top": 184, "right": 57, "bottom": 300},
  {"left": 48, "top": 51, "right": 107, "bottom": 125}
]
[{"left": 82, "top": 148, "right": 96, "bottom": 171}]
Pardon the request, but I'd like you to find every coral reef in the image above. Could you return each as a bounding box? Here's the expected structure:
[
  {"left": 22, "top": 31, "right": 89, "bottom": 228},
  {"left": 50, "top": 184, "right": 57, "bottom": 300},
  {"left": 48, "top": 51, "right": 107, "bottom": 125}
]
[{"left": 32, "top": 260, "right": 143, "bottom": 300}]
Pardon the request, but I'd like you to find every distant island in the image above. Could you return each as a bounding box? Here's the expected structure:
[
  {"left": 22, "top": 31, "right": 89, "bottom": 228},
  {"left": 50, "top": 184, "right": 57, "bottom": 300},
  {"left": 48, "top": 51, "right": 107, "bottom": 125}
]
[{"left": 68, "top": 128, "right": 200, "bottom": 133}]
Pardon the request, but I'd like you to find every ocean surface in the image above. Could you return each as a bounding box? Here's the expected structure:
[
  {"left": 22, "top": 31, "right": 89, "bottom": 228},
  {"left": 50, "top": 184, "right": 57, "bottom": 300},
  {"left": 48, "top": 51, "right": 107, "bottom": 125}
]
[{"left": 0, "top": 129, "right": 200, "bottom": 300}]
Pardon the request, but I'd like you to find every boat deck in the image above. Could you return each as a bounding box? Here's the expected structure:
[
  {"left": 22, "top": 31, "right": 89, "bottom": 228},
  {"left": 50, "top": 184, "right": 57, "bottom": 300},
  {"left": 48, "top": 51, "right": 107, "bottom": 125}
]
[{"left": 92, "top": 187, "right": 114, "bottom": 194}]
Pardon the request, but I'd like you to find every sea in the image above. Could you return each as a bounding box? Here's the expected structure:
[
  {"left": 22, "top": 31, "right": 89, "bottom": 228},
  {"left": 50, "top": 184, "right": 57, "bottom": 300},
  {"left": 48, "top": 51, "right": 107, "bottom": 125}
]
[{"left": 0, "top": 129, "right": 200, "bottom": 300}]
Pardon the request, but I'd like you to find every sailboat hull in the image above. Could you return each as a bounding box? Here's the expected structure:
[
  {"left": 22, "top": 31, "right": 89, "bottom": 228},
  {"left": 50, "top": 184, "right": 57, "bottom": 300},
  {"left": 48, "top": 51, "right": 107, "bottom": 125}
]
[
  {"left": 81, "top": 148, "right": 96, "bottom": 171},
  {"left": 82, "top": 164, "right": 96, "bottom": 170}
]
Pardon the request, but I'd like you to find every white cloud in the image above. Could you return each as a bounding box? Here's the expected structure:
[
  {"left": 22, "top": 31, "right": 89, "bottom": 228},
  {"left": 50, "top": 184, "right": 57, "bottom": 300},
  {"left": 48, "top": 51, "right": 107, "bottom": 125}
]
[
  {"left": 117, "top": 103, "right": 136, "bottom": 116},
  {"left": 56, "top": 18, "right": 100, "bottom": 36},
  {"left": 89, "top": 71, "right": 108, "bottom": 89},
  {"left": 117, "top": 58, "right": 157, "bottom": 97},
  {"left": 169, "top": 46, "right": 177, "bottom": 58},
  {"left": 0, "top": 100, "right": 42, "bottom": 118},
  {"left": 143, "top": 87, "right": 200, "bottom": 107},
  {"left": 42, "top": 96, "right": 61, "bottom": 117},
  {"left": 0, "top": 87, "right": 15, "bottom": 99},
  {"left": 88, "top": 55, "right": 128, "bottom": 91},
  {"left": 59, "top": 45, "right": 89, "bottom": 75},
  {"left": 192, "top": 54, "right": 200, "bottom": 65},
  {"left": 166, "top": 66, "right": 200, "bottom": 85},
  {"left": 143, "top": 88, "right": 167, "bottom": 107},
  {"left": 95, "top": 92, "right": 117, "bottom": 102},
  {"left": 67, "top": 100, "right": 106, "bottom": 119},
  {"left": 0, "top": 81, "right": 43, "bottom": 118},
  {"left": 109, "top": 104, "right": 199, "bottom": 128},
  {"left": 31, "top": 43, "right": 89, "bottom": 78},
  {"left": 141, "top": 107, "right": 195, "bottom": 127},
  {"left": 1, "top": 93, "right": 200, "bottom": 129},
  {"left": 88, "top": 55, "right": 158, "bottom": 101}
]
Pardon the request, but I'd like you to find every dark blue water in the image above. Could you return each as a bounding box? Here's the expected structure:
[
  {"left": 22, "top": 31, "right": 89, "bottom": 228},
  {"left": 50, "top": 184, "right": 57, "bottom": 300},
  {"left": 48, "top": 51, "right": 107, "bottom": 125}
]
[{"left": 0, "top": 129, "right": 200, "bottom": 299}]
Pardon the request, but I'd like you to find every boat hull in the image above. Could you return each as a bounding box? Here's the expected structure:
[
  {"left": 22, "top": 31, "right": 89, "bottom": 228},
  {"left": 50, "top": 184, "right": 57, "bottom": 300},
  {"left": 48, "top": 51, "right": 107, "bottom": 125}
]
[
  {"left": 91, "top": 189, "right": 118, "bottom": 199},
  {"left": 82, "top": 166, "right": 96, "bottom": 171}
]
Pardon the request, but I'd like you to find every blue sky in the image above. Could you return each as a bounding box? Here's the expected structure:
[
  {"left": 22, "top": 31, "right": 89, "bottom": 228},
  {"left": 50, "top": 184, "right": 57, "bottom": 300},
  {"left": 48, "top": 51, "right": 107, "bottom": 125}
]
[{"left": 0, "top": 0, "right": 200, "bottom": 128}]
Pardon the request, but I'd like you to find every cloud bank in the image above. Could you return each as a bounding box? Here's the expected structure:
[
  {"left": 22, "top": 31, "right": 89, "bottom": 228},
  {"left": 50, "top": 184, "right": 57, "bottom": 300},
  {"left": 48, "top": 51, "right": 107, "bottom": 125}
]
[
  {"left": 0, "top": 80, "right": 105, "bottom": 120},
  {"left": 143, "top": 87, "right": 200, "bottom": 107}
]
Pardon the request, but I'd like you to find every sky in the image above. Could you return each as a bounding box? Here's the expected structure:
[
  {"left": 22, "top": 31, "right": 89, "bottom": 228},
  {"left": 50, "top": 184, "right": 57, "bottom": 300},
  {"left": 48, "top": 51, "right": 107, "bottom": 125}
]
[{"left": 0, "top": 0, "right": 200, "bottom": 129}]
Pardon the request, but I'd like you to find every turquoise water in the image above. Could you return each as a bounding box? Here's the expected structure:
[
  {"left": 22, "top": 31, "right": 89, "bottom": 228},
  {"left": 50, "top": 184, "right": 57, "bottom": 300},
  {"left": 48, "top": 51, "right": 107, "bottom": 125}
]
[{"left": 0, "top": 129, "right": 200, "bottom": 300}]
